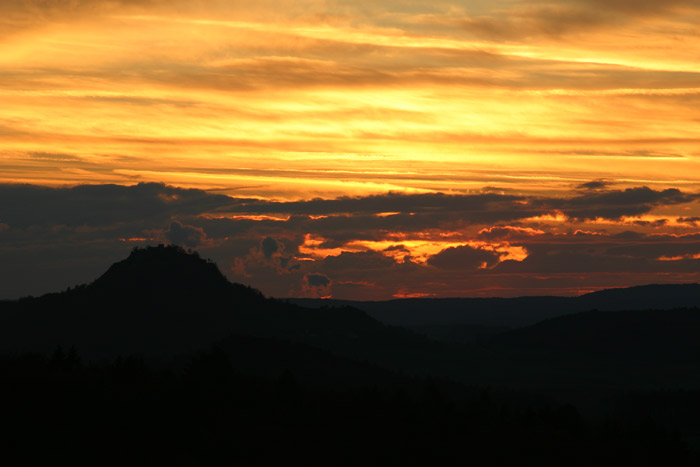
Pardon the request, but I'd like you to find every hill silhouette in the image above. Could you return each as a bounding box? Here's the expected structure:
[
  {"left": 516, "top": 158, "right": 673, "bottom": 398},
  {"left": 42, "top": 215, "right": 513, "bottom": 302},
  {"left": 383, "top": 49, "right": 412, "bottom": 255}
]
[
  {"left": 92, "top": 245, "right": 244, "bottom": 296},
  {"left": 3, "top": 246, "right": 700, "bottom": 465},
  {"left": 5, "top": 245, "right": 700, "bottom": 395},
  {"left": 0, "top": 245, "right": 436, "bottom": 377}
]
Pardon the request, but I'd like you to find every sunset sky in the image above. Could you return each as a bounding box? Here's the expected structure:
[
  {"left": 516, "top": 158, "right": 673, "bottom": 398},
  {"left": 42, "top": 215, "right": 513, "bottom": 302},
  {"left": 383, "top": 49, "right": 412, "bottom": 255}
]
[{"left": 1, "top": 0, "right": 700, "bottom": 299}]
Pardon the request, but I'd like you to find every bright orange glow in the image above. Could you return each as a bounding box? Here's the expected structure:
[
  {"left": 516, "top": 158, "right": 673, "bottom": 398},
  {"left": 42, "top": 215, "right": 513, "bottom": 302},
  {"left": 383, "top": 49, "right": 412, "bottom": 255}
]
[
  {"left": 589, "top": 215, "right": 679, "bottom": 226},
  {"left": 658, "top": 253, "right": 700, "bottom": 262},
  {"left": 298, "top": 234, "right": 528, "bottom": 265},
  {"left": 572, "top": 230, "right": 605, "bottom": 236},
  {"left": 522, "top": 212, "right": 569, "bottom": 224},
  {"left": 298, "top": 234, "right": 354, "bottom": 259},
  {"left": 0, "top": 1, "right": 698, "bottom": 201},
  {"left": 226, "top": 215, "right": 290, "bottom": 222},
  {"left": 392, "top": 291, "right": 434, "bottom": 299},
  {"left": 478, "top": 226, "right": 546, "bottom": 237}
]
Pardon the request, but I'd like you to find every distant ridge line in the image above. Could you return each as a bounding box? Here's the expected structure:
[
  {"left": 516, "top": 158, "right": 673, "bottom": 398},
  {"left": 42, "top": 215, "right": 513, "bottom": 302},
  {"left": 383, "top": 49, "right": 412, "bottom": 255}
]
[{"left": 286, "top": 283, "right": 700, "bottom": 327}]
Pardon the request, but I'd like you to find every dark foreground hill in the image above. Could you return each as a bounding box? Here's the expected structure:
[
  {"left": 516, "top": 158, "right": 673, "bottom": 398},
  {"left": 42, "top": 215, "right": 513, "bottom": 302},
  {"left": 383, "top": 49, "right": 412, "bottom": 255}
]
[
  {"left": 488, "top": 308, "right": 700, "bottom": 391},
  {"left": 492, "top": 307, "right": 700, "bottom": 360},
  {"left": 2, "top": 246, "right": 700, "bottom": 465},
  {"left": 4, "top": 246, "right": 700, "bottom": 395},
  {"left": 0, "top": 245, "right": 440, "bottom": 380},
  {"left": 5, "top": 349, "right": 690, "bottom": 467}
]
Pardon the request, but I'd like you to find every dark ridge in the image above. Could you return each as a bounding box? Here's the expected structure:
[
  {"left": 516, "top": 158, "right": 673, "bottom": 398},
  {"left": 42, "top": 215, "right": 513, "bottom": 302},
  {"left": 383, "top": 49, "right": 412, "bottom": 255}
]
[
  {"left": 491, "top": 307, "right": 700, "bottom": 359},
  {"left": 475, "top": 307, "right": 700, "bottom": 399},
  {"left": 289, "top": 283, "right": 700, "bottom": 327},
  {"left": 578, "top": 283, "right": 700, "bottom": 310},
  {"left": 287, "top": 296, "right": 577, "bottom": 327}
]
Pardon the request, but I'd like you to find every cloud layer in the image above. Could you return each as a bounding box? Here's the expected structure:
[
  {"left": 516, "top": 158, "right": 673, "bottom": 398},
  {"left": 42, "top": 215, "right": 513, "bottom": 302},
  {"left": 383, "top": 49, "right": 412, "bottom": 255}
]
[{"left": 2, "top": 182, "right": 699, "bottom": 299}]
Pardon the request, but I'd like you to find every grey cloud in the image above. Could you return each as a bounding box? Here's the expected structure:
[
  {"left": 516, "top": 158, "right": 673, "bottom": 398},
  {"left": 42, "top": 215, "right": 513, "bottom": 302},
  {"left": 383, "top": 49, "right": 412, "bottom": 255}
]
[
  {"left": 302, "top": 272, "right": 333, "bottom": 298},
  {"left": 165, "top": 221, "right": 206, "bottom": 248},
  {"left": 428, "top": 245, "right": 501, "bottom": 270},
  {"left": 230, "top": 192, "right": 528, "bottom": 216},
  {"left": 306, "top": 250, "right": 429, "bottom": 300},
  {"left": 0, "top": 183, "right": 236, "bottom": 228},
  {"left": 604, "top": 238, "right": 700, "bottom": 259},
  {"left": 612, "top": 230, "right": 645, "bottom": 239},
  {"left": 197, "top": 216, "right": 285, "bottom": 240},
  {"left": 322, "top": 251, "right": 398, "bottom": 271},
  {"left": 577, "top": 180, "right": 610, "bottom": 191},
  {"left": 261, "top": 237, "right": 280, "bottom": 259},
  {"left": 494, "top": 237, "right": 700, "bottom": 276},
  {"left": 3, "top": 183, "right": 696, "bottom": 247},
  {"left": 632, "top": 219, "right": 668, "bottom": 227},
  {"left": 197, "top": 186, "right": 700, "bottom": 246},
  {"left": 477, "top": 226, "right": 544, "bottom": 241},
  {"left": 543, "top": 187, "right": 697, "bottom": 221},
  {"left": 305, "top": 273, "right": 331, "bottom": 288},
  {"left": 2, "top": 182, "right": 700, "bottom": 300},
  {"left": 495, "top": 245, "right": 651, "bottom": 275},
  {"left": 231, "top": 187, "right": 697, "bottom": 224}
]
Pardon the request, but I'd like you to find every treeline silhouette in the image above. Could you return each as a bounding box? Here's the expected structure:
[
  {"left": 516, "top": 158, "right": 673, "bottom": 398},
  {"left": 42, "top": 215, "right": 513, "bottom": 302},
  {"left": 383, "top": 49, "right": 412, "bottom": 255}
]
[{"left": 1, "top": 348, "right": 692, "bottom": 467}]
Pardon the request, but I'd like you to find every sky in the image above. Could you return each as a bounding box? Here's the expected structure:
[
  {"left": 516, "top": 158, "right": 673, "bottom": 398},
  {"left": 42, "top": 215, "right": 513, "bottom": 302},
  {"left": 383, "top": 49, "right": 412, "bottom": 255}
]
[{"left": 1, "top": 0, "right": 700, "bottom": 299}]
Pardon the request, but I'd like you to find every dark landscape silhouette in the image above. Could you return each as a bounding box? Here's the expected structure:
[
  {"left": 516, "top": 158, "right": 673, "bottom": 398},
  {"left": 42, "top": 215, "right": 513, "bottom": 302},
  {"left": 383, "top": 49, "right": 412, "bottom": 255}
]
[{"left": 2, "top": 245, "right": 700, "bottom": 465}]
